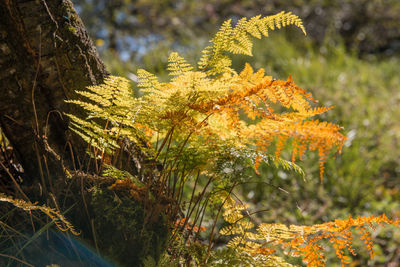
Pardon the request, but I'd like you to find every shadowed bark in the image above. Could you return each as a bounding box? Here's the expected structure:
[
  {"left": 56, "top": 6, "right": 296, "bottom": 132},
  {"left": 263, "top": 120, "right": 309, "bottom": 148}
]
[{"left": 0, "top": 0, "right": 109, "bottom": 184}]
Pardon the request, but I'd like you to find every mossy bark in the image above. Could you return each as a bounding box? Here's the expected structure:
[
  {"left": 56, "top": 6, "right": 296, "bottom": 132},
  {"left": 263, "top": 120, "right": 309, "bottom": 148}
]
[
  {"left": 0, "top": 0, "right": 108, "bottom": 183},
  {"left": 0, "top": 0, "right": 168, "bottom": 265},
  {"left": 63, "top": 174, "right": 169, "bottom": 266}
]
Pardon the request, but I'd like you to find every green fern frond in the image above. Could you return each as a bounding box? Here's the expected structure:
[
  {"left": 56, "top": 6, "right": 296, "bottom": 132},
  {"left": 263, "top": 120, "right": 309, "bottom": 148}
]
[
  {"left": 102, "top": 164, "right": 134, "bottom": 180},
  {"left": 67, "top": 114, "right": 119, "bottom": 152},
  {"left": 66, "top": 76, "right": 146, "bottom": 155},
  {"left": 264, "top": 154, "right": 306, "bottom": 180},
  {"left": 232, "top": 148, "right": 305, "bottom": 179},
  {"left": 102, "top": 165, "right": 145, "bottom": 187}
]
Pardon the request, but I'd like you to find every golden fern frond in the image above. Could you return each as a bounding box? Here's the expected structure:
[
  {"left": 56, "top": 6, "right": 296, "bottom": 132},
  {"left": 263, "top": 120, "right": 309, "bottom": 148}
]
[
  {"left": 272, "top": 214, "right": 400, "bottom": 266},
  {"left": 67, "top": 76, "right": 138, "bottom": 122},
  {"left": 259, "top": 11, "right": 306, "bottom": 36},
  {"left": 254, "top": 255, "right": 294, "bottom": 267},
  {"left": 137, "top": 69, "right": 161, "bottom": 92},
  {"left": 220, "top": 224, "right": 240, "bottom": 236},
  {"left": 70, "top": 76, "right": 133, "bottom": 108},
  {"left": 198, "top": 12, "right": 306, "bottom": 74},
  {"left": 167, "top": 52, "right": 193, "bottom": 77},
  {"left": 219, "top": 194, "right": 292, "bottom": 265},
  {"left": 189, "top": 62, "right": 343, "bottom": 180},
  {"left": 66, "top": 99, "right": 105, "bottom": 117},
  {"left": 63, "top": 13, "right": 392, "bottom": 267},
  {"left": 0, "top": 193, "right": 79, "bottom": 235},
  {"left": 245, "top": 119, "right": 345, "bottom": 181}
]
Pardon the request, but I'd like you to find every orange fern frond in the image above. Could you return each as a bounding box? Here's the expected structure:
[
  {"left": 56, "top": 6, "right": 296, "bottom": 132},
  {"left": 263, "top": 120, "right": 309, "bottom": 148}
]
[
  {"left": 276, "top": 214, "right": 400, "bottom": 266},
  {"left": 220, "top": 193, "right": 399, "bottom": 267},
  {"left": 187, "top": 67, "right": 345, "bottom": 179}
]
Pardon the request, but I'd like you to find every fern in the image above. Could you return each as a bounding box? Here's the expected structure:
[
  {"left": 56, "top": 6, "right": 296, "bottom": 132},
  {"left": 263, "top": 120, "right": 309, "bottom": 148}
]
[
  {"left": 207, "top": 247, "right": 294, "bottom": 267},
  {"left": 198, "top": 12, "right": 306, "bottom": 75},
  {"left": 64, "top": 13, "right": 380, "bottom": 266},
  {"left": 168, "top": 52, "right": 194, "bottom": 78},
  {"left": 66, "top": 76, "right": 145, "bottom": 153},
  {"left": 0, "top": 193, "right": 79, "bottom": 235},
  {"left": 219, "top": 193, "right": 400, "bottom": 267}
]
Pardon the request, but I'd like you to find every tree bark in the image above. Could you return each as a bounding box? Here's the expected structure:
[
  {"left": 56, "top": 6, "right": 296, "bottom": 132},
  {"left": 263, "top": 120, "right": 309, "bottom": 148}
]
[
  {"left": 0, "top": 0, "right": 108, "bottom": 185},
  {"left": 0, "top": 1, "right": 167, "bottom": 265}
]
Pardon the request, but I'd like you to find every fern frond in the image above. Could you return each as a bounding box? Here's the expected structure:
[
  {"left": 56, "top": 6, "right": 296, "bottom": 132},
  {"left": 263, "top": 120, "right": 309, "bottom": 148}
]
[
  {"left": 0, "top": 193, "right": 79, "bottom": 235},
  {"left": 167, "top": 52, "right": 193, "bottom": 77},
  {"left": 66, "top": 75, "right": 148, "bottom": 156},
  {"left": 62, "top": 13, "right": 394, "bottom": 267},
  {"left": 137, "top": 69, "right": 161, "bottom": 92},
  {"left": 262, "top": 154, "right": 306, "bottom": 180},
  {"left": 198, "top": 12, "right": 306, "bottom": 75},
  {"left": 67, "top": 114, "right": 119, "bottom": 152},
  {"left": 219, "top": 193, "right": 399, "bottom": 267}
]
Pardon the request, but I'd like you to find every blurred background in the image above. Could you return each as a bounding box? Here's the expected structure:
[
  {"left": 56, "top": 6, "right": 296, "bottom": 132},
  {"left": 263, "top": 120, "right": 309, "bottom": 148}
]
[{"left": 72, "top": 0, "right": 400, "bottom": 265}]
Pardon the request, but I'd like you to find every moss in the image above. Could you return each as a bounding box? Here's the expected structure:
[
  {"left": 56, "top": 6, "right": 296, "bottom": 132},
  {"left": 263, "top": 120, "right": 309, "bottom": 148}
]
[
  {"left": 60, "top": 0, "right": 84, "bottom": 25},
  {"left": 67, "top": 25, "right": 77, "bottom": 34},
  {"left": 90, "top": 186, "right": 169, "bottom": 266}
]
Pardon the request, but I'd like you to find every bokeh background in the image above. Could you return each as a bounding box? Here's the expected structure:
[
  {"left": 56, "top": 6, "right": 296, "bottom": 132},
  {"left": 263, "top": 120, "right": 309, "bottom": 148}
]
[{"left": 72, "top": 0, "right": 400, "bottom": 265}]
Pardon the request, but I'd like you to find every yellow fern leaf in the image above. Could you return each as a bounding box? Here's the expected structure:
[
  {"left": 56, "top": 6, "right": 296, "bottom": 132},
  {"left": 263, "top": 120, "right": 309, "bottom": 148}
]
[
  {"left": 198, "top": 12, "right": 306, "bottom": 75},
  {"left": 167, "top": 52, "right": 193, "bottom": 77}
]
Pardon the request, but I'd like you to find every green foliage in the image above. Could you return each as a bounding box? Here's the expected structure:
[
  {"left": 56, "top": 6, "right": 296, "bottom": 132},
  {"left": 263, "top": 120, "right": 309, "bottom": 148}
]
[
  {"left": 66, "top": 76, "right": 141, "bottom": 153},
  {"left": 102, "top": 164, "right": 145, "bottom": 187}
]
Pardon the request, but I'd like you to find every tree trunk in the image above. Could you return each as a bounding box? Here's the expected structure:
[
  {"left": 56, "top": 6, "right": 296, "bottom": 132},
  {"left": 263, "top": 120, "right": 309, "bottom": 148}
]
[
  {"left": 0, "top": 0, "right": 108, "bottom": 185},
  {"left": 0, "top": 1, "right": 167, "bottom": 265}
]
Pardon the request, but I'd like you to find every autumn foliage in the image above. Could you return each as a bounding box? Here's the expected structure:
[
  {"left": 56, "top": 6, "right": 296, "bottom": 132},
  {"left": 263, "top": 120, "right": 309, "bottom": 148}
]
[
  {"left": 66, "top": 12, "right": 398, "bottom": 266},
  {"left": 220, "top": 193, "right": 399, "bottom": 266}
]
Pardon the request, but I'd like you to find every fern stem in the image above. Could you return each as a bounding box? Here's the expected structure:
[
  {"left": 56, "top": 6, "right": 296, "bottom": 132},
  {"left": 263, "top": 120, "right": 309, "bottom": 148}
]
[
  {"left": 171, "top": 163, "right": 185, "bottom": 199},
  {"left": 184, "top": 170, "right": 200, "bottom": 221},
  {"left": 194, "top": 192, "right": 211, "bottom": 241},
  {"left": 205, "top": 183, "right": 237, "bottom": 263},
  {"left": 155, "top": 126, "right": 175, "bottom": 160}
]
